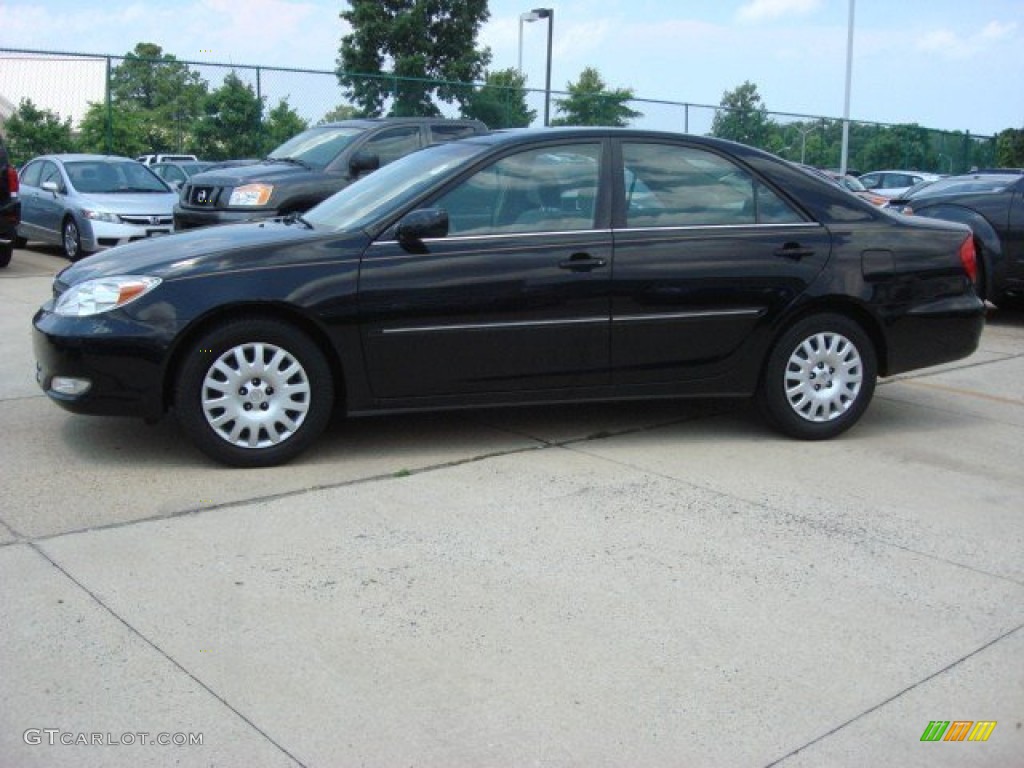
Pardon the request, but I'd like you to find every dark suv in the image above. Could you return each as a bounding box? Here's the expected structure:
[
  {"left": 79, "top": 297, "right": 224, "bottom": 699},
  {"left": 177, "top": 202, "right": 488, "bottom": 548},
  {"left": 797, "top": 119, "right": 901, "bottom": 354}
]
[
  {"left": 173, "top": 118, "right": 487, "bottom": 230},
  {"left": 0, "top": 135, "right": 21, "bottom": 268}
]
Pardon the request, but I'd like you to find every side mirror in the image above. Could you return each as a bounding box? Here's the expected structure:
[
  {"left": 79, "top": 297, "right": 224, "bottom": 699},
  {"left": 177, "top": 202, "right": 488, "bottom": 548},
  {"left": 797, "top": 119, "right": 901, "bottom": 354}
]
[
  {"left": 350, "top": 151, "right": 380, "bottom": 177},
  {"left": 42, "top": 181, "right": 60, "bottom": 194},
  {"left": 396, "top": 208, "right": 448, "bottom": 247}
]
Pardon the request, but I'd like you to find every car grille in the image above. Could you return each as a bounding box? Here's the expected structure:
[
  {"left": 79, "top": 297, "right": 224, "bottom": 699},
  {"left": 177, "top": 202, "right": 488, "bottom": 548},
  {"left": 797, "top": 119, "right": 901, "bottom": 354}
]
[
  {"left": 120, "top": 214, "right": 173, "bottom": 226},
  {"left": 184, "top": 184, "right": 223, "bottom": 207}
]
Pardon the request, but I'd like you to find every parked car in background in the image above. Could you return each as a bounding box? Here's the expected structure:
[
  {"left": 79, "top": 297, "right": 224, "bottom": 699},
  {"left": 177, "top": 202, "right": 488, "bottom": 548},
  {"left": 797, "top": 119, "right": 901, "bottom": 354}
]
[
  {"left": 173, "top": 117, "right": 488, "bottom": 230},
  {"left": 795, "top": 165, "right": 888, "bottom": 207},
  {"left": 17, "top": 154, "right": 178, "bottom": 261},
  {"left": 821, "top": 169, "right": 889, "bottom": 206},
  {"left": 0, "top": 135, "right": 20, "bottom": 268},
  {"left": 34, "top": 128, "right": 984, "bottom": 467},
  {"left": 858, "top": 169, "right": 942, "bottom": 198},
  {"left": 151, "top": 160, "right": 214, "bottom": 189},
  {"left": 890, "top": 171, "right": 1024, "bottom": 304},
  {"left": 137, "top": 153, "right": 198, "bottom": 166}
]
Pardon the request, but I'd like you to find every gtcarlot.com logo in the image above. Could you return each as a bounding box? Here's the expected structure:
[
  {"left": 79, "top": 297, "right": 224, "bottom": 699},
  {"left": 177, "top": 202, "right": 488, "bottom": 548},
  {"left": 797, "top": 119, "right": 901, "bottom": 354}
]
[
  {"left": 23, "top": 729, "right": 203, "bottom": 747},
  {"left": 921, "top": 720, "right": 997, "bottom": 742}
]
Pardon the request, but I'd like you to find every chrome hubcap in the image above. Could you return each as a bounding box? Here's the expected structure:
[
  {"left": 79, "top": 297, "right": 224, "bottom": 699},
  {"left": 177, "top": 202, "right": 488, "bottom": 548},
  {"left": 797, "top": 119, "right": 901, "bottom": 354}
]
[
  {"left": 784, "top": 332, "right": 863, "bottom": 423},
  {"left": 64, "top": 223, "right": 79, "bottom": 258},
  {"left": 201, "top": 342, "right": 311, "bottom": 449}
]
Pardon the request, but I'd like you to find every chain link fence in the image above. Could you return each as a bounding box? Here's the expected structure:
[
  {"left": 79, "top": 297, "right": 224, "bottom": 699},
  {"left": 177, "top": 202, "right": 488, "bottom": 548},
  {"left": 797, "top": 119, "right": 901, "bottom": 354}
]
[{"left": 0, "top": 47, "right": 997, "bottom": 173}]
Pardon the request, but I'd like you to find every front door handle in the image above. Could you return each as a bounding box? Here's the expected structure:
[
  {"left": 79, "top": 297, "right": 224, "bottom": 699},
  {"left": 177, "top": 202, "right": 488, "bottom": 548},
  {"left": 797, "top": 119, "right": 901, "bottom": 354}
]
[
  {"left": 774, "top": 243, "right": 815, "bottom": 260},
  {"left": 559, "top": 253, "right": 606, "bottom": 271}
]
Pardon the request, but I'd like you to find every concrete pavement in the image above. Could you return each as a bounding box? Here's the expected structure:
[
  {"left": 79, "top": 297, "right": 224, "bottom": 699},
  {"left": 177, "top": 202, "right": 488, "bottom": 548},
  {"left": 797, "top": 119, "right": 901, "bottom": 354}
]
[{"left": 2, "top": 246, "right": 1022, "bottom": 766}]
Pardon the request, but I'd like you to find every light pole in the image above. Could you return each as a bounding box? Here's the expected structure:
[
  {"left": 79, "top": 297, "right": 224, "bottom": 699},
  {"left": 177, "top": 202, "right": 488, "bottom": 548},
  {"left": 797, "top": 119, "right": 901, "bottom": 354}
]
[
  {"left": 520, "top": 8, "right": 553, "bottom": 126},
  {"left": 840, "top": 0, "right": 855, "bottom": 175},
  {"left": 518, "top": 10, "right": 543, "bottom": 73}
]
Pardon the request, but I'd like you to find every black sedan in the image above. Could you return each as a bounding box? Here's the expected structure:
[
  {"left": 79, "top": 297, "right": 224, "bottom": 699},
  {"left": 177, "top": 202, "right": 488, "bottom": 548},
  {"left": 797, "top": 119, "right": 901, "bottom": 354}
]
[
  {"left": 33, "top": 128, "right": 985, "bottom": 467},
  {"left": 889, "top": 171, "right": 1024, "bottom": 305}
]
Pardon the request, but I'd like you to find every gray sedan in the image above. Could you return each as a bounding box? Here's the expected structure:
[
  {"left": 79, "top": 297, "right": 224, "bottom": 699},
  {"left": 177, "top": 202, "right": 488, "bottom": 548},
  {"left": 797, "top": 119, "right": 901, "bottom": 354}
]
[{"left": 17, "top": 154, "right": 178, "bottom": 260}]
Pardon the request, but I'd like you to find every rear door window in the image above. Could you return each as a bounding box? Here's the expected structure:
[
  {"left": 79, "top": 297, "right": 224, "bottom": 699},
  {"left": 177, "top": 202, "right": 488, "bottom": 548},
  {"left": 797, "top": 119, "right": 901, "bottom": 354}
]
[{"left": 621, "top": 142, "right": 802, "bottom": 227}]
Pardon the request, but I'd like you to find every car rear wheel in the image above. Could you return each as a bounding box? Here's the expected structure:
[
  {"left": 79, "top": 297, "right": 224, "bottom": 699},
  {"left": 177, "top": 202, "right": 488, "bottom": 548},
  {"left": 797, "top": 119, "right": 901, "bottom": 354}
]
[
  {"left": 757, "top": 314, "right": 876, "bottom": 440},
  {"left": 62, "top": 217, "right": 83, "bottom": 261},
  {"left": 0, "top": 243, "right": 11, "bottom": 268},
  {"left": 175, "top": 318, "right": 334, "bottom": 467}
]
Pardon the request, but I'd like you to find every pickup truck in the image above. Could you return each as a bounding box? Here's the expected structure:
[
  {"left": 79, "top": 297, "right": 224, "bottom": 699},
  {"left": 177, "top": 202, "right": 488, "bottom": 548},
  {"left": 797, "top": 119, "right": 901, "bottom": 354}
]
[{"left": 173, "top": 117, "right": 487, "bottom": 231}]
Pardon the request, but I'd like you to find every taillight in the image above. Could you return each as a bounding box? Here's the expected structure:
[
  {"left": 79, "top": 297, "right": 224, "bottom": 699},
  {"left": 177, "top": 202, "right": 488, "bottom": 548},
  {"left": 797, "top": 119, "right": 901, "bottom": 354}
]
[
  {"left": 958, "top": 235, "right": 978, "bottom": 284},
  {"left": 5, "top": 167, "right": 18, "bottom": 197}
]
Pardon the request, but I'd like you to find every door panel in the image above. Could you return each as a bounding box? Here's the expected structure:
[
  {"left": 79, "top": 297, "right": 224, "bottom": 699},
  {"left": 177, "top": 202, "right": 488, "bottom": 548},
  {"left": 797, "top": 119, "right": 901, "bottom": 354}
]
[
  {"left": 611, "top": 140, "right": 832, "bottom": 384},
  {"left": 359, "top": 141, "right": 611, "bottom": 399}
]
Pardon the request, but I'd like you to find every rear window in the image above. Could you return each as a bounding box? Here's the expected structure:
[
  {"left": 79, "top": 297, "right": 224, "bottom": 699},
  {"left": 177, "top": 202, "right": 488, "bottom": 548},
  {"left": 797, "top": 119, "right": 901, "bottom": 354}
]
[{"left": 915, "top": 176, "right": 1018, "bottom": 197}]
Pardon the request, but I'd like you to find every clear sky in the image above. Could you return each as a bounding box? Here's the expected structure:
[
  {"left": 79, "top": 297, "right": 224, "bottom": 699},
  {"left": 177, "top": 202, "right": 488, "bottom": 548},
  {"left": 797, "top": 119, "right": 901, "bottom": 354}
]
[{"left": 1, "top": 0, "right": 1022, "bottom": 136}]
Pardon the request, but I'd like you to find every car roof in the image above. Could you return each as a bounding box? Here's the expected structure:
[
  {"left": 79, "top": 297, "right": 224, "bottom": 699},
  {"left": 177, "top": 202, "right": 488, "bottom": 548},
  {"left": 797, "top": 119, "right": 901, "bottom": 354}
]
[
  {"left": 317, "top": 117, "right": 486, "bottom": 129},
  {"left": 38, "top": 154, "right": 136, "bottom": 164}
]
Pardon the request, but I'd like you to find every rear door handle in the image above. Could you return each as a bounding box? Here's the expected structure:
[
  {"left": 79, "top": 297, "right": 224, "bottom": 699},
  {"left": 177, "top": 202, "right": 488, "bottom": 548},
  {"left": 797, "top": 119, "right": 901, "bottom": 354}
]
[
  {"left": 774, "top": 243, "right": 815, "bottom": 260},
  {"left": 559, "top": 253, "right": 606, "bottom": 271}
]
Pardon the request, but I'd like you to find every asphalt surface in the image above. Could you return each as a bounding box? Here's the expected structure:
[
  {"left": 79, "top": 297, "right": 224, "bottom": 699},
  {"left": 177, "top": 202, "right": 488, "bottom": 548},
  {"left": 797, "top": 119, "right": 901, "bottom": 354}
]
[{"left": 1, "top": 244, "right": 1022, "bottom": 767}]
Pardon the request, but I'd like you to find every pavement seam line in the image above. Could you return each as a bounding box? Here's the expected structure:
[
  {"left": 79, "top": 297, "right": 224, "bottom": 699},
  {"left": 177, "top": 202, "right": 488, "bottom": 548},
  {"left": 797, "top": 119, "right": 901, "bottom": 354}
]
[
  {"left": 879, "top": 350, "right": 1024, "bottom": 385},
  {"left": 26, "top": 541, "right": 310, "bottom": 768},
  {"left": 560, "top": 443, "right": 1024, "bottom": 589},
  {"left": 761, "top": 622, "right": 1024, "bottom": 767},
  {"left": 15, "top": 404, "right": 739, "bottom": 546}
]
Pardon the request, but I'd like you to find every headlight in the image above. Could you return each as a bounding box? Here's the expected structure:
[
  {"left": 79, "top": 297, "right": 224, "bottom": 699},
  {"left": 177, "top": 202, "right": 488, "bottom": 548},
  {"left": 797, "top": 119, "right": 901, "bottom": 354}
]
[
  {"left": 55, "top": 276, "right": 162, "bottom": 317},
  {"left": 228, "top": 184, "right": 273, "bottom": 206},
  {"left": 81, "top": 208, "right": 120, "bottom": 223}
]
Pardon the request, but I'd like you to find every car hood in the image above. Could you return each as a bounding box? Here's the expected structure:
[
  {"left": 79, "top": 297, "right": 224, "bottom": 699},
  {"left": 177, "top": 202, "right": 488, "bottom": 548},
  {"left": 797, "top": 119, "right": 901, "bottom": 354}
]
[
  {"left": 78, "top": 192, "right": 179, "bottom": 213},
  {"left": 187, "top": 161, "right": 329, "bottom": 187},
  {"left": 57, "top": 220, "right": 366, "bottom": 285}
]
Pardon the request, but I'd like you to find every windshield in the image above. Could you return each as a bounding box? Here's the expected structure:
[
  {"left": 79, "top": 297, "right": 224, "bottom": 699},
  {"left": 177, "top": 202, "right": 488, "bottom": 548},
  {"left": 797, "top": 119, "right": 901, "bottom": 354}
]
[
  {"left": 304, "top": 141, "right": 489, "bottom": 232},
  {"left": 65, "top": 161, "right": 171, "bottom": 193},
  {"left": 267, "top": 126, "right": 366, "bottom": 170}
]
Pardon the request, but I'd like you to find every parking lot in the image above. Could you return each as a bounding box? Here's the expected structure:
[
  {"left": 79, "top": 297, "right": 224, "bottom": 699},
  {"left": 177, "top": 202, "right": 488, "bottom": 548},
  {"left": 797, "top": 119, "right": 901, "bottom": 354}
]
[{"left": 1, "top": 244, "right": 1022, "bottom": 766}]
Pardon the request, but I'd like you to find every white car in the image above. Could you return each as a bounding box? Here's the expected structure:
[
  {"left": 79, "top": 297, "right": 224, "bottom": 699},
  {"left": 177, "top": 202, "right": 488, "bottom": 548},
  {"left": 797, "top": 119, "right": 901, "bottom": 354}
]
[{"left": 858, "top": 170, "right": 942, "bottom": 199}]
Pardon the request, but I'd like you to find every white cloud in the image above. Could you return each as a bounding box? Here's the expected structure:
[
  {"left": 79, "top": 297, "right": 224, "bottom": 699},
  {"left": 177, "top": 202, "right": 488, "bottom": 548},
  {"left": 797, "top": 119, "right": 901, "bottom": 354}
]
[
  {"left": 916, "top": 19, "right": 1019, "bottom": 59},
  {"left": 736, "top": 0, "right": 822, "bottom": 24}
]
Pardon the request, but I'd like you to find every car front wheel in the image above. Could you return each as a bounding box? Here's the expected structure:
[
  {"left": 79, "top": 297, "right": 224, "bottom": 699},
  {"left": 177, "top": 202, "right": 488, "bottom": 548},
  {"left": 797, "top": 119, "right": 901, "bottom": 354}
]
[
  {"left": 757, "top": 314, "right": 877, "bottom": 440},
  {"left": 175, "top": 318, "right": 334, "bottom": 467}
]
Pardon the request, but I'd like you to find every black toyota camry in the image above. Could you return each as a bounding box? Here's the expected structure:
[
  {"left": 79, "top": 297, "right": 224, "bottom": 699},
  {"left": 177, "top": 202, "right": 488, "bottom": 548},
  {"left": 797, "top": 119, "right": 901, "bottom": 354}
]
[{"left": 33, "top": 128, "right": 985, "bottom": 467}]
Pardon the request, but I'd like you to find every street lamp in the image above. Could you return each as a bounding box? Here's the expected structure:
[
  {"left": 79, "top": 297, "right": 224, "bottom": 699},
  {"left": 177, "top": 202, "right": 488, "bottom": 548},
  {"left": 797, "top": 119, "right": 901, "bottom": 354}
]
[
  {"left": 519, "top": 8, "right": 553, "bottom": 126},
  {"left": 796, "top": 124, "right": 819, "bottom": 164}
]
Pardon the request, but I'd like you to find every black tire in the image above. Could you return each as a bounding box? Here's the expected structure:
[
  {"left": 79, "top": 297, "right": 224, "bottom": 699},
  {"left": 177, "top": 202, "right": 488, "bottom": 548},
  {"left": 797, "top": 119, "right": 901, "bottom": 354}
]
[
  {"left": 174, "top": 318, "right": 334, "bottom": 467},
  {"left": 15, "top": 235, "right": 28, "bottom": 248},
  {"left": 62, "top": 217, "right": 84, "bottom": 261},
  {"left": 0, "top": 243, "right": 11, "bottom": 268},
  {"left": 757, "top": 313, "right": 877, "bottom": 440}
]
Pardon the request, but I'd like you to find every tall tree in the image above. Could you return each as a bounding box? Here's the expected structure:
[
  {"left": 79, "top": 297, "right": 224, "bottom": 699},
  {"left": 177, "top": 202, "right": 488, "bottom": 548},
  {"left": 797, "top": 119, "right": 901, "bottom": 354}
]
[
  {"left": 193, "top": 72, "right": 265, "bottom": 160},
  {"left": 995, "top": 127, "right": 1024, "bottom": 168},
  {"left": 2, "top": 99, "right": 76, "bottom": 164},
  {"left": 857, "top": 123, "right": 936, "bottom": 171},
  {"left": 461, "top": 68, "right": 536, "bottom": 128},
  {"left": 551, "top": 67, "right": 641, "bottom": 127},
  {"left": 337, "top": 0, "right": 491, "bottom": 117},
  {"left": 107, "top": 43, "right": 208, "bottom": 153},
  {"left": 263, "top": 98, "right": 309, "bottom": 153},
  {"left": 711, "top": 81, "right": 775, "bottom": 147},
  {"left": 319, "top": 104, "right": 364, "bottom": 124},
  {"left": 77, "top": 102, "right": 148, "bottom": 157}
]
